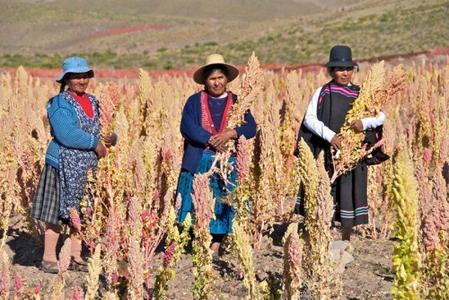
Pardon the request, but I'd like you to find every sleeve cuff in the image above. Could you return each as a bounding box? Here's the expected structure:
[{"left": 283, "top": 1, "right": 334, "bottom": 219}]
[
  {"left": 235, "top": 127, "right": 243, "bottom": 137},
  {"left": 323, "top": 129, "right": 336, "bottom": 143},
  {"left": 203, "top": 132, "right": 212, "bottom": 145},
  {"left": 362, "top": 112, "right": 386, "bottom": 130},
  {"left": 361, "top": 118, "right": 369, "bottom": 130},
  {"left": 91, "top": 136, "right": 100, "bottom": 150}
]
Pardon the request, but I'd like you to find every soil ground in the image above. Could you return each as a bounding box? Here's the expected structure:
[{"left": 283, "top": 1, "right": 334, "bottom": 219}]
[{"left": 4, "top": 220, "right": 394, "bottom": 299}]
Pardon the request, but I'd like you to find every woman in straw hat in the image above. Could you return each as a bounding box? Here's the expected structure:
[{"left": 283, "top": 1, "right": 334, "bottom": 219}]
[
  {"left": 296, "top": 45, "right": 388, "bottom": 243},
  {"left": 31, "top": 56, "right": 116, "bottom": 273},
  {"left": 176, "top": 53, "right": 257, "bottom": 251}
]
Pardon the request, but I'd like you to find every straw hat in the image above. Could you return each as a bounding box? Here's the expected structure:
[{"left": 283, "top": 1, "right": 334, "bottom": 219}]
[{"left": 193, "top": 54, "right": 239, "bottom": 84}]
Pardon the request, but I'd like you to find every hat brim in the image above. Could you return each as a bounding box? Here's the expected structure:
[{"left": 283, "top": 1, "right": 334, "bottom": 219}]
[
  {"left": 193, "top": 63, "right": 239, "bottom": 84},
  {"left": 56, "top": 69, "right": 94, "bottom": 83},
  {"left": 325, "top": 61, "right": 358, "bottom": 68}
]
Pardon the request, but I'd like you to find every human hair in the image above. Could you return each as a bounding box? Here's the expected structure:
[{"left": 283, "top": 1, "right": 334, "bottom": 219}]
[
  {"left": 202, "top": 65, "right": 229, "bottom": 83},
  {"left": 59, "top": 72, "right": 93, "bottom": 93},
  {"left": 59, "top": 72, "right": 73, "bottom": 93},
  {"left": 59, "top": 81, "right": 67, "bottom": 93}
]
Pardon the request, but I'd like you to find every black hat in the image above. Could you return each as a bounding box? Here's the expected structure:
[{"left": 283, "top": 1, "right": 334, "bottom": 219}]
[{"left": 325, "top": 45, "right": 358, "bottom": 68}]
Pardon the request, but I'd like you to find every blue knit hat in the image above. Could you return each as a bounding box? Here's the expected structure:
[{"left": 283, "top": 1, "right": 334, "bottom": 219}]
[{"left": 56, "top": 56, "right": 94, "bottom": 83}]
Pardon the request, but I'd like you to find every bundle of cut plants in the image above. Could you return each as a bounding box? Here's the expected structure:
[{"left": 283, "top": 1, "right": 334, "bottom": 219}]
[
  {"left": 330, "top": 61, "right": 405, "bottom": 183},
  {"left": 215, "top": 52, "right": 263, "bottom": 181}
]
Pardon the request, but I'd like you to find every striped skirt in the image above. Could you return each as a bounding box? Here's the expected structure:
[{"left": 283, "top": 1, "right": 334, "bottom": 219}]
[
  {"left": 334, "top": 162, "right": 368, "bottom": 227},
  {"left": 31, "top": 164, "right": 61, "bottom": 225},
  {"left": 295, "top": 161, "right": 368, "bottom": 228}
]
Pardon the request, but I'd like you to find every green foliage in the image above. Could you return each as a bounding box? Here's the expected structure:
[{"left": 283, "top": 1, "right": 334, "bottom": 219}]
[
  {"left": 229, "top": 221, "right": 260, "bottom": 299},
  {"left": 191, "top": 230, "right": 214, "bottom": 299},
  {"left": 153, "top": 210, "right": 191, "bottom": 299},
  {"left": 423, "top": 247, "right": 449, "bottom": 299},
  {"left": 390, "top": 149, "right": 421, "bottom": 299}
]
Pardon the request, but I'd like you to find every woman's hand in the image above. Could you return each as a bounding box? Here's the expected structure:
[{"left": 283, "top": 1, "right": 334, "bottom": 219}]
[
  {"left": 350, "top": 120, "right": 364, "bottom": 133},
  {"left": 209, "top": 128, "right": 237, "bottom": 152},
  {"left": 103, "top": 132, "right": 118, "bottom": 148},
  {"left": 95, "top": 142, "right": 107, "bottom": 158},
  {"left": 330, "top": 135, "right": 341, "bottom": 150}
]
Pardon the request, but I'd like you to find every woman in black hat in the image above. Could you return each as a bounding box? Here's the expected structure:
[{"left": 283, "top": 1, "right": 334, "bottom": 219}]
[{"left": 296, "top": 45, "right": 386, "bottom": 242}]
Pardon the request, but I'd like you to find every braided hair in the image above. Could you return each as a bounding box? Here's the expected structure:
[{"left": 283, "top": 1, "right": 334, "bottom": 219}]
[{"left": 59, "top": 81, "right": 67, "bottom": 93}]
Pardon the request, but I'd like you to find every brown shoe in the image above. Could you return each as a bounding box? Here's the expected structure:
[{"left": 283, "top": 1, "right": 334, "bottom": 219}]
[
  {"left": 40, "top": 260, "right": 58, "bottom": 274},
  {"left": 68, "top": 257, "right": 89, "bottom": 272}
]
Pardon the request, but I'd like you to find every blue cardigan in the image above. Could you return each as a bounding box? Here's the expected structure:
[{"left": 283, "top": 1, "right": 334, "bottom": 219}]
[
  {"left": 180, "top": 91, "right": 257, "bottom": 172},
  {"left": 45, "top": 92, "right": 100, "bottom": 169}
]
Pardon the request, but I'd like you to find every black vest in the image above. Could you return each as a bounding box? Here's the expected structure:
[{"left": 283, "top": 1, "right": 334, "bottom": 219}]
[{"left": 295, "top": 81, "right": 388, "bottom": 166}]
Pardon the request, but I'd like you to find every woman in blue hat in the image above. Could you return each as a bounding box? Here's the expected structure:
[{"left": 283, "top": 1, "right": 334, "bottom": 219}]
[
  {"left": 31, "top": 56, "right": 116, "bottom": 273},
  {"left": 296, "top": 45, "right": 387, "bottom": 243}
]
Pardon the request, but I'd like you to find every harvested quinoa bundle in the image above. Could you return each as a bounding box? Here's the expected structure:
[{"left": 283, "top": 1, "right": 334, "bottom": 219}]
[{"left": 331, "top": 62, "right": 406, "bottom": 182}]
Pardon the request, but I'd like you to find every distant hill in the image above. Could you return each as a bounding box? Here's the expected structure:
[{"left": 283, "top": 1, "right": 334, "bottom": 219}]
[
  {"left": 0, "top": 0, "right": 356, "bottom": 54},
  {"left": 0, "top": 0, "right": 448, "bottom": 69}
]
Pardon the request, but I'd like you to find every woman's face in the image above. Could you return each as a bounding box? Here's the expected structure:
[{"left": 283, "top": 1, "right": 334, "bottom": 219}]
[
  {"left": 332, "top": 67, "right": 354, "bottom": 86},
  {"left": 205, "top": 69, "right": 228, "bottom": 97},
  {"left": 66, "top": 73, "right": 90, "bottom": 94}
]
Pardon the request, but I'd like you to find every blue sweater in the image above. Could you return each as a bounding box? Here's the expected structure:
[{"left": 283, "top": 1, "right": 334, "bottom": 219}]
[
  {"left": 180, "top": 91, "right": 257, "bottom": 172},
  {"left": 45, "top": 92, "right": 100, "bottom": 169}
]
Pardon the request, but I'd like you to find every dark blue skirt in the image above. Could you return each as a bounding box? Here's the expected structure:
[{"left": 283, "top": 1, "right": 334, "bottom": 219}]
[{"left": 176, "top": 151, "right": 236, "bottom": 234}]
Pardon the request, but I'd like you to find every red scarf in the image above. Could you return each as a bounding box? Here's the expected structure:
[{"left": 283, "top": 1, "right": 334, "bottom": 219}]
[
  {"left": 68, "top": 91, "right": 93, "bottom": 118},
  {"left": 200, "top": 91, "right": 233, "bottom": 135}
]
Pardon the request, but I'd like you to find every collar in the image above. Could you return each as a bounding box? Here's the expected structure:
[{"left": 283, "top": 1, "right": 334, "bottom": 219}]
[{"left": 207, "top": 92, "right": 227, "bottom": 99}]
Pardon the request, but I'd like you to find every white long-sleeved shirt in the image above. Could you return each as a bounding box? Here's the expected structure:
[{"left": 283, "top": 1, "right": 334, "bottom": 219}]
[{"left": 303, "top": 87, "right": 385, "bottom": 143}]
